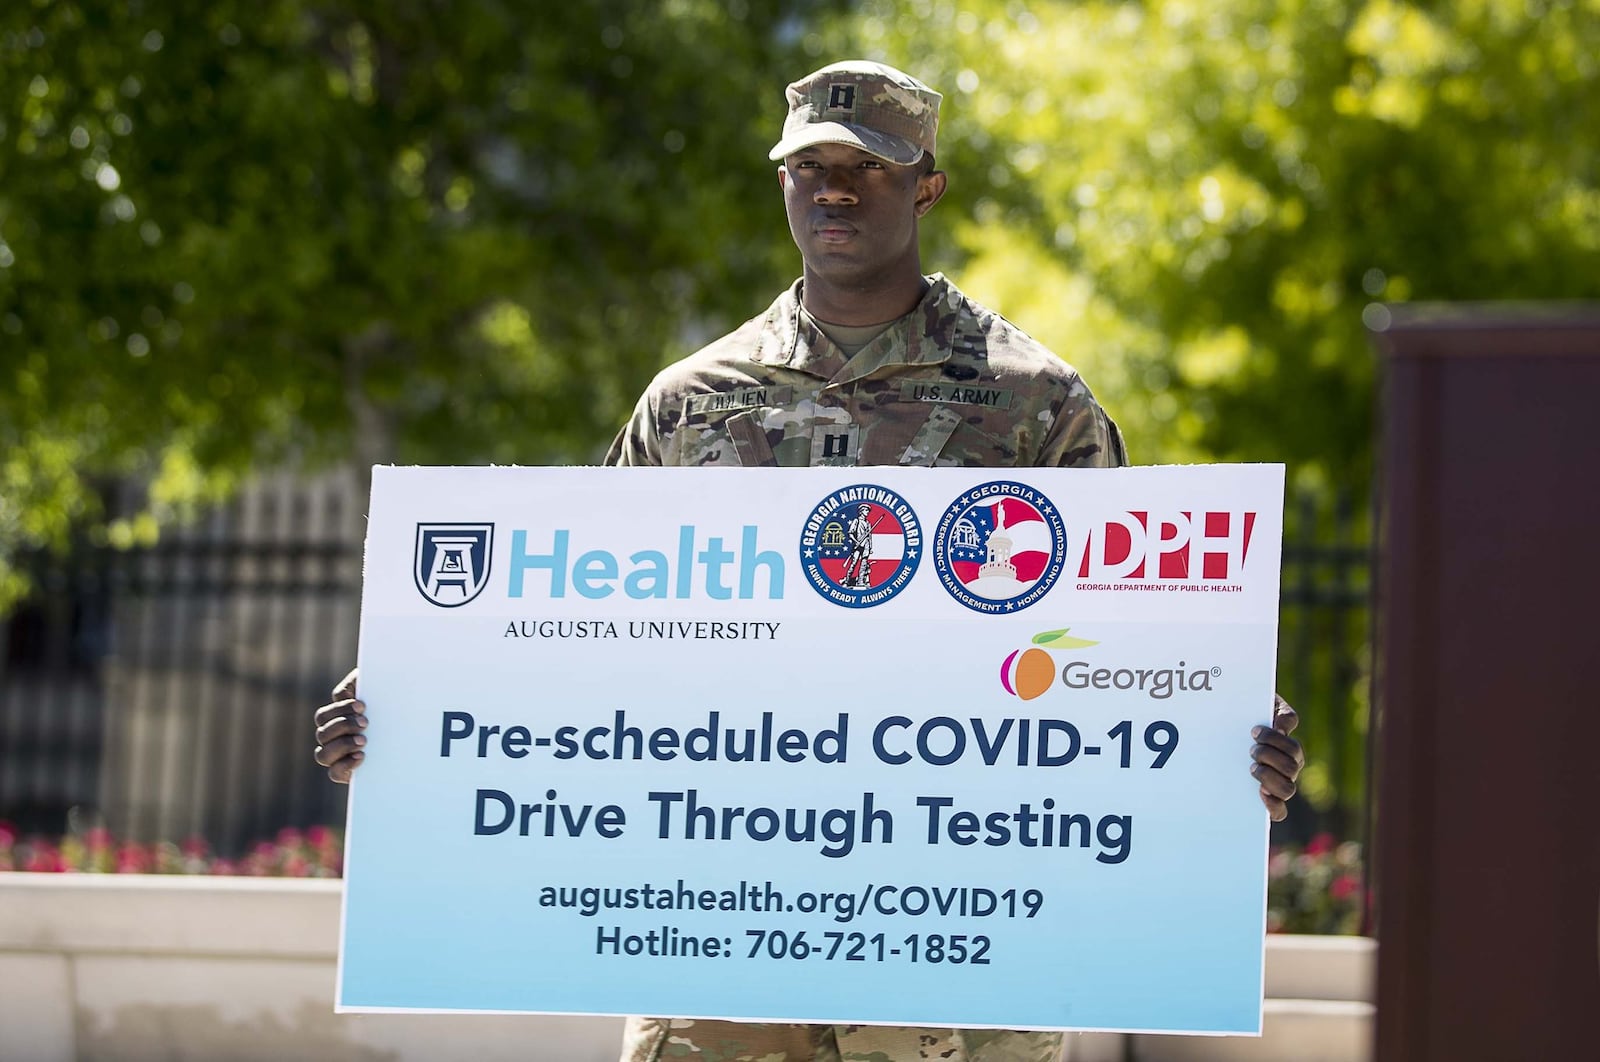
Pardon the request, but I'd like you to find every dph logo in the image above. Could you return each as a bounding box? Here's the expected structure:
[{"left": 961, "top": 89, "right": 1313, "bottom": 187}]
[
  {"left": 1077, "top": 510, "right": 1256, "bottom": 582},
  {"left": 414, "top": 523, "right": 494, "bottom": 607}
]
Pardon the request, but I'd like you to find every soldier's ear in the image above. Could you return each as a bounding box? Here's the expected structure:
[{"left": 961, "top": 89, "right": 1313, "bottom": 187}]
[{"left": 914, "top": 170, "right": 947, "bottom": 217}]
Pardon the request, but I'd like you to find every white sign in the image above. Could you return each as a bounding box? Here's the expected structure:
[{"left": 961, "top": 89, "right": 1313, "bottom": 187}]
[{"left": 339, "top": 464, "right": 1283, "bottom": 1034}]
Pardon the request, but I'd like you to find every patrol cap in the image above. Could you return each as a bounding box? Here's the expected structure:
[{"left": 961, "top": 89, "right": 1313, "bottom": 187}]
[{"left": 768, "top": 60, "right": 941, "bottom": 167}]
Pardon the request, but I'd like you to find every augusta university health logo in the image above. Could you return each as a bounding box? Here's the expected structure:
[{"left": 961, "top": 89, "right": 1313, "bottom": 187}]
[
  {"left": 934, "top": 481, "right": 1067, "bottom": 613},
  {"left": 799, "top": 484, "right": 922, "bottom": 608},
  {"left": 414, "top": 523, "right": 494, "bottom": 607}
]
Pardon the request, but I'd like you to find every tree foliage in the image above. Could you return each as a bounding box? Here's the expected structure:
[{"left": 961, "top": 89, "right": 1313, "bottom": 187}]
[
  {"left": 816, "top": 0, "right": 1600, "bottom": 486},
  {"left": 1, "top": 0, "right": 840, "bottom": 596},
  {"left": 6, "top": 0, "right": 1595, "bottom": 555}
]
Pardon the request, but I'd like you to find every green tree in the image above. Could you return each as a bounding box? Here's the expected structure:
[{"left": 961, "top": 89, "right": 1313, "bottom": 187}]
[
  {"left": 818, "top": 0, "right": 1599, "bottom": 481},
  {"left": 0, "top": 0, "right": 839, "bottom": 602}
]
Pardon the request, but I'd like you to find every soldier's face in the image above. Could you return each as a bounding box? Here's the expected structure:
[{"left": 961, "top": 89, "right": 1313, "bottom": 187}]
[{"left": 778, "top": 143, "right": 945, "bottom": 287}]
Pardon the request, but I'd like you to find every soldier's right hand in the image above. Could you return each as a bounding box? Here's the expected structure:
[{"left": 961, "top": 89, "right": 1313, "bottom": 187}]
[{"left": 313, "top": 667, "right": 367, "bottom": 783}]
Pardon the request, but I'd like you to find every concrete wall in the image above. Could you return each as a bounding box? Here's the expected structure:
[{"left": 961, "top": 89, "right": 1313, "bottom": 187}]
[{"left": 0, "top": 874, "right": 1373, "bottom": 1061}]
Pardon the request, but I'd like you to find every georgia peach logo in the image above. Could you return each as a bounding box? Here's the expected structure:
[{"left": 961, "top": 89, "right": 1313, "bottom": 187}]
[{"left": 999, "top": 628, "right": 1099, "bottom": 700}]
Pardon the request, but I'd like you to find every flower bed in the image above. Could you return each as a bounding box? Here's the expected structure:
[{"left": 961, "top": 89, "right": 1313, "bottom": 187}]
[
  {"left": 1267, "top": 833, "right": 1365, "bottom": 935},
  {"left": 0, "top": 822, "right": 342, "bottom": 877}
]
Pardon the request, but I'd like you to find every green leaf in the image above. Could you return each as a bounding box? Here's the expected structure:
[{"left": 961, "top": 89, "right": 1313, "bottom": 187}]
[{"left": 1032, "top": 629, "right": 1099, "bottom": 648}]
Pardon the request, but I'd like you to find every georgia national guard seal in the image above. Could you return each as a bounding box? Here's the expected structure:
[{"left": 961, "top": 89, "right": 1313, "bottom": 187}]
[{"left": 799, "top": 484, "right": 921, "bottom": 608}]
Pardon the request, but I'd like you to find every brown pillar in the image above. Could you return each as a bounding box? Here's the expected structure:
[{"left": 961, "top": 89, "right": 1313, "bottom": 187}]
[{"left": 1370, "top": 306, "right": 1600, "bottom": 1061}]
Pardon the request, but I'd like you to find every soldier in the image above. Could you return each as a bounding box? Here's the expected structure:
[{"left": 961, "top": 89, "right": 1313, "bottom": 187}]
[
  {"left": 842, "top": 503, "right": 875, "bottom": 587},
  {"left": 316, "top": 59, "right": 1306, "bottom": 1062}
]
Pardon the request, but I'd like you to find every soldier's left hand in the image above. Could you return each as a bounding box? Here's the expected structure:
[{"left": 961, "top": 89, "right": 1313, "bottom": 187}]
[{"left": 1251, "top": 695, "right": 1304, "bottom": 822}]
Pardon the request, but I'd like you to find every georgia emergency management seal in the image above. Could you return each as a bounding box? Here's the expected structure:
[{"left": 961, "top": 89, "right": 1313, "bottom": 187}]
[
  {"left": 933, "top": 481, "right": 1066, "bottom": 613},
  {"left": 799, "top": 484, "right": 921, "bottom": 608}
]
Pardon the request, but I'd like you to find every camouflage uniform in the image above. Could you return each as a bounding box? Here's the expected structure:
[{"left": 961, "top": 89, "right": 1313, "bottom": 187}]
[
  {"left": 605, "top": 275, "right": 1125, "bottom": 472},
  {"left": 618, "top": 1019, "right": 1066, "bottom": 1062},
  {"left": 604, "top": 273, "right": 1124, "bottom": 1062}
]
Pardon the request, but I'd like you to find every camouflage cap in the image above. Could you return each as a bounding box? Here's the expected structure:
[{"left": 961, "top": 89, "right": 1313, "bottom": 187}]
[{"left": 768, "top": 60, "right": 941, "bottom": 167}]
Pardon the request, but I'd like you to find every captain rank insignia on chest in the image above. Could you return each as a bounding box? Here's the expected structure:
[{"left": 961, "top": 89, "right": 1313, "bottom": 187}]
[{"left": 812, "top": 424, "right": 861, "bottom": 466}]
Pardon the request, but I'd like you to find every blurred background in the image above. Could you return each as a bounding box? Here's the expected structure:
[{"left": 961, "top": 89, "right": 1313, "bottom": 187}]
[{"left": 1, "top": 0, "right": 1596, "bottom": 932}]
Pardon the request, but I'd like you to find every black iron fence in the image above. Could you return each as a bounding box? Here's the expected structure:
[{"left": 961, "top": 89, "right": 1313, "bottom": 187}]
[
  {"left": 0, "top": 482, "right": 1372, "bottom": 856},
  {"left": 1277, "top": 489, "right": 1374, "bottom": 842},
  {"left": 0, "top": 475, "right": 363, "bottom": 854}
]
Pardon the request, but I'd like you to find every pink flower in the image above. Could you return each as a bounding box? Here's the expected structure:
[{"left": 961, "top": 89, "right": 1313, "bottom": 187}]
[
  {"left": 1305, "top": 833, "right": 1337, "bottom": 856},
  {"left": 181, "top": 835, "right": 209, "bottom": 858},
  {"left": 0, "top": 821, "right": 17, "bottom": 847},
  {"left": 116, "top": 844, "right": 151, "bottom": 873},
  {"left": 26, "top": 845, "right": 65, "bottom": 872},
  {"left": 1330, "top": 873, "right": 1361, "bottom": 902},
  {"left": 276, "top": 827, "right": 304, "bottom": 849},
  {"left": 84, "top": 827, "right": 113, "bottom": 851}
]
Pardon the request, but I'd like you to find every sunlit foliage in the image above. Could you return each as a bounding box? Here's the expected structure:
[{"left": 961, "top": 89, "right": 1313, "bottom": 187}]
[
  {"left": 0, "top": 0, "right": 842, "bottom": 601},
  {"left": 815, "top": 0, "right": 1600, "bottom": 484}
]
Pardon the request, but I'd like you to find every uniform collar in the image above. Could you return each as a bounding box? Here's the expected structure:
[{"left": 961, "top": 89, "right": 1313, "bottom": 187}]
[{"left": 753, "top": 273, "right": 964, "bottom": 384}]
